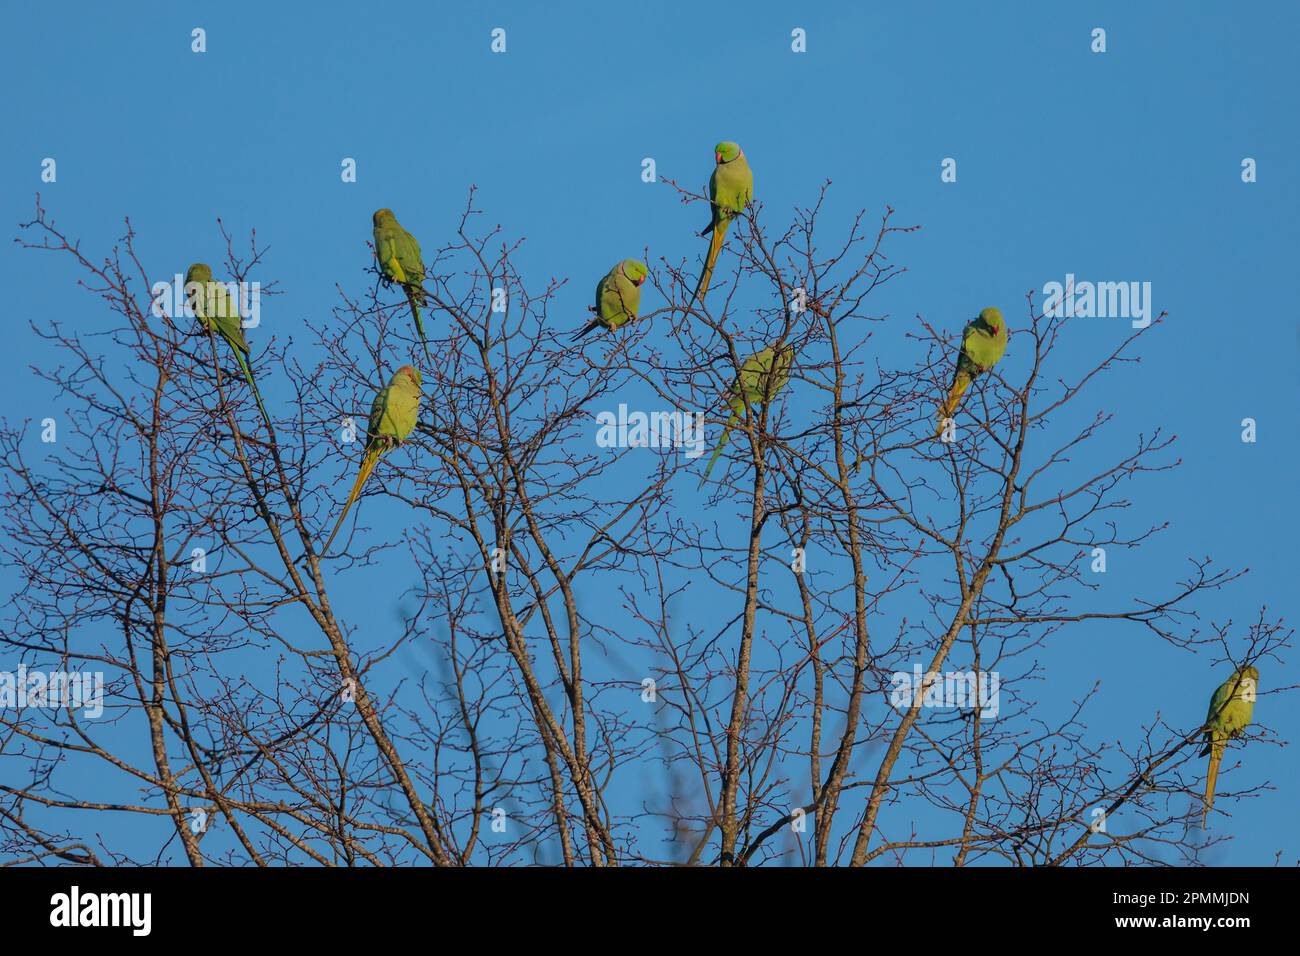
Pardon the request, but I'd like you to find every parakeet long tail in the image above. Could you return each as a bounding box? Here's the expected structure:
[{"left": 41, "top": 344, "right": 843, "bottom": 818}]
[
  {"left": 232, "top": 347, "right": 274, "bottom": 435},
  {"left": 700, "top": 413, "right": 738, "bottom": 487},
  {"left": 935, "top": 372, "right": 972, "bottom": 438},
  {"left": 571, "top": 317, "right": 600, "bottom": 341},
  {"left": 1203, "top": 743, "right": 1224, "bottom": 827},
  {"left": 207, "top": 322, "right": 272, "bottom": 435},
  {"left": 693, "top": 219, "right": 730, "bottom": 303},
  {"left": 386, "top": 254, "right": 430, "bottom": 363},
  {"left": 323, "top": 446, "right": 383, "bottom": 555},
  {"left": 405, "top": 287, "right": 431, "bottom": 363}
]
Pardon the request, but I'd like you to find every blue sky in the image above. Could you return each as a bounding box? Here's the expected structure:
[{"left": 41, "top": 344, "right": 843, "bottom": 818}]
[{"left": 1, "top": 2, "right": 1296, "bottom": 865}]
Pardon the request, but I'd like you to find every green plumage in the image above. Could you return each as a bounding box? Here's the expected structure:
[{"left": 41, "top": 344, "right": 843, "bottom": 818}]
[
  {"left": 186, "top": 263, "right": 272, "bottom": 430},
  {"left": 373, "top": 208, "right": 430, "bottom": 362},
  {"left": 365, "top": 367, "right": 422, "bottom": 444},
  {"left": 693, "top": 141, "right": 753, "bottom": 303},
  {"left": 572, "top": 259, "right": 648, "bottom": 339},
  {"left": 936, "top": 306, "right": 1009, "bottom": 436},
  {"left": 323, "top": 365, "right": 423, "bottom": 554},
  {"left": 1200, "top": 665, "right": 1258, "bottom": 827},
  {"left": 701, "top": 344, "right": 793, "bottom": 485}
]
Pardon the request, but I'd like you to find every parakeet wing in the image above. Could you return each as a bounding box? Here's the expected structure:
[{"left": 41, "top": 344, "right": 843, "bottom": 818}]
[
  {"left": 376, "top": 222, "right": 423, "bottom": 288},
  {"left": 598, "top": 269, "right": 640, "bottom": 328},
  {"left": 395, "top": 228, "right": 424, "bottom": 281},
  {"left": 193, "top": 281, "right": 249, "bottom": 353},
  {"left": 735, "top": 346, "right": 791, "bottom": 404},
  {"left": 962, "top": 321, "right": 1007, "bottom": 372},
  {"left": 367, "top": 377, "right": 420, "bottom": 445},
  {"left": 375, "top": 229, "right": 404, "bottom": 283}
]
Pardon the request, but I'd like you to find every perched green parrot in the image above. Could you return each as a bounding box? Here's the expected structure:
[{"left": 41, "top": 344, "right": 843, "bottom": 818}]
[
  {"left": 373, "top": 208, "right": 430, "bottom": 362},
  {"left": 572, "top": 259, "right": 648, "bottom": 339},
  {"left": 700, "top": 344, "right": 793, "bottom": 485},
  {"left": 185, "top": 263, "right": 272, "bottom": 429},
  {"left": 935, "top": 307, "right": 1008, "bottom": 437},
  {"left": 693, "top": 141, "right": 753, "bottom": 303},
  {"left": 323, "top": 365, "right": 423, "bottom": 554},
  {"left": 1200, "top": 665, "right": 1258, "bottom": 827}
]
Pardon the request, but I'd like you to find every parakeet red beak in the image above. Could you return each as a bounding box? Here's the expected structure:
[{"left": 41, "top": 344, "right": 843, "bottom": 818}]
[{"left": 715, "top": 152, "right": 722, "bottom": 164}]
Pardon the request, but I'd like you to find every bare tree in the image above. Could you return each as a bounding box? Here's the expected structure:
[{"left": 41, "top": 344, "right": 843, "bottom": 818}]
[{"left": 1, "top": 185, "right": 1288, "bottom": 867}]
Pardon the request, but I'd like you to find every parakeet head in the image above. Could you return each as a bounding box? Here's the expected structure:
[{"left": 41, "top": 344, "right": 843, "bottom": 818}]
[
  {"left": 621, "top": 259, "right": 649, "bottom": 286},
  {"left": 1232, "top": 664, "right": 1260, "bottom": 701},
  {"left": 714, "top": 142, "right": 742, "bottom": 164},
  {"left": 397, "top": 365, "right": 423, "bottom": 390},
  {"left": 978, "top": 307, "right": 1005, "bottom": 337},
  {"left": 185, "top": 263, "right": 213, "bottom": 285},
  {"left": 373, "top": 208, "right": 396, "bottom": 226}
]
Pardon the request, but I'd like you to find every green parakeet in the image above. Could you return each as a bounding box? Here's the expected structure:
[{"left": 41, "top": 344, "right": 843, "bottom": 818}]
[
  {"left": 1200, "top": 665, "right": 1258, "bottom": 827},
  {"left": 936, "top": 307, "right": 1008, "bottom": 437},
  {"left": 373, "top": 208, "right": 430, "bottom": 362},
  {"left": 572, "top": 259, "right": 648, "bottom": 339},
  {"left": 185, "top": 263, "right": 272, "bottom": 429},
  {"left": 700, "top": 344, "right": 793, "bottom": 485},
  {"left": 323, "top": 365, "right": 423, "bottom": 554},
  {"left": 693, "top": 141, "right": 753, "bottom": 303}
]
